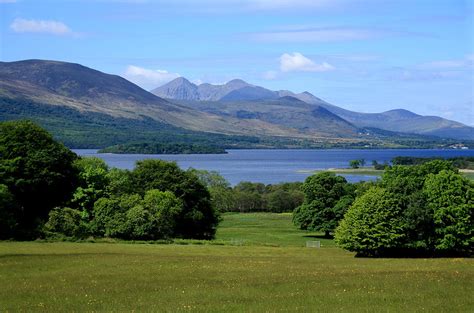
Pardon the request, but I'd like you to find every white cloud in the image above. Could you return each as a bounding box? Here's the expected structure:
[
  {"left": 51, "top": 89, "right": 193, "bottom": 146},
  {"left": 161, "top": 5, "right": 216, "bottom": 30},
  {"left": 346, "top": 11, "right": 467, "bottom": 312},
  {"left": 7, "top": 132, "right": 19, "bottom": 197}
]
[
  {"left": 10, "top": 18, "right": 73, "bottom": 35},
  {"left": 123, "top": 65, "right": 180, "bottom": 89},
  {"left": 280, "top": 52, "right": 335, "bottom": 72}
]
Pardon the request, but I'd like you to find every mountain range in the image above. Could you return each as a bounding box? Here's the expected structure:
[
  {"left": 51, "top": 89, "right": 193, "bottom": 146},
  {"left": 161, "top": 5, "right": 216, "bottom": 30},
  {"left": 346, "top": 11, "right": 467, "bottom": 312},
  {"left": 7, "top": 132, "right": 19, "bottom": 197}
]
[
  {"left": 153, "top": 77, "right": 473, "bottom": 140},
  {"left": 0, "top": 59, "right": 472, "bottom": 149}
]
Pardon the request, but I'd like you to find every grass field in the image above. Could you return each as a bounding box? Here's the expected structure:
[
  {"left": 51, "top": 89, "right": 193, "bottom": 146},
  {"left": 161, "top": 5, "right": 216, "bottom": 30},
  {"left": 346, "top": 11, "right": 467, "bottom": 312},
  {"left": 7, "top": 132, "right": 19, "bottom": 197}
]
[
  {"left": 1, "top": 213, "right": 473, "bottom": 312},
  {"left": 215, "top": 212, "right": 335, "bottom": 247}
]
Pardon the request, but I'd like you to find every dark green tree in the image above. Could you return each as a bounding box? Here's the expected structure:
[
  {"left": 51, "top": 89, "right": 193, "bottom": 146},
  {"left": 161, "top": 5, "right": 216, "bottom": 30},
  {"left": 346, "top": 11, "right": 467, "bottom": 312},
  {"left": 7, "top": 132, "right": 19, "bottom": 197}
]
[
  {"left": 349, "top": 160, "right": 360, "bottom": 169},
  {"left": 131, "top": 159, "right": 218, "bottom": 239},
  {"left": 0, "top": 184, "right": 16, "bottom": 239},
  {"left": 293, "top": 172, "right": 353, "bottom": 237},
  {"left": 0, "top": 120, "right": 78, "bottom": 238}
]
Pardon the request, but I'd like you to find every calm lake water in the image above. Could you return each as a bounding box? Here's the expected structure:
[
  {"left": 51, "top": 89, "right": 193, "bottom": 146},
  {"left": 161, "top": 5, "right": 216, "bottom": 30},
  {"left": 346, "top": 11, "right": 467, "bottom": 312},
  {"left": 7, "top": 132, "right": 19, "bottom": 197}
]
[{"left": 74, "top": 149, "right": 474, "bottom": 185}]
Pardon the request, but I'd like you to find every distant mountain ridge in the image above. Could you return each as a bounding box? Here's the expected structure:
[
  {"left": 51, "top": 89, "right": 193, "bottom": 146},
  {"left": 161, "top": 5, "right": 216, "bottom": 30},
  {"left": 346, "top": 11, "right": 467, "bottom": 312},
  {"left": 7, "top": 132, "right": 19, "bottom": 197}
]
[
  {"left": 152, "top": 77, "right": 316, "bottom": 103},
  {"left": 153, "top": 77, "right": 473, "bottom": 140},
  {"left": 0, "top": 59, "right": 472, "bottom": 149}
]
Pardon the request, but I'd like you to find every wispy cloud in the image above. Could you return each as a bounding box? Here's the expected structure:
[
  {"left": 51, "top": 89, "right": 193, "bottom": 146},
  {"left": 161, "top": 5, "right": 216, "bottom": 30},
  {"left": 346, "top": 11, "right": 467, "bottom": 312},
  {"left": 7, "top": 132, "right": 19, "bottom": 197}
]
[
  {"left": 386, "top": 54, "right": 474, "bottom": 81},
  {"left": 250, "top": 26, "right": 432, "bottom": 43},
  {"left": 416, "top": 55, "right": 474, "bottom": 70},
  {"left": 280, "top": 52, "right": 335, "bottom": 72},
  {"left": 123, "top": 65, "right": 180, "bottom": 89},
  {"left": 10, "top": 18, "right": 74, "bottom": 36}
]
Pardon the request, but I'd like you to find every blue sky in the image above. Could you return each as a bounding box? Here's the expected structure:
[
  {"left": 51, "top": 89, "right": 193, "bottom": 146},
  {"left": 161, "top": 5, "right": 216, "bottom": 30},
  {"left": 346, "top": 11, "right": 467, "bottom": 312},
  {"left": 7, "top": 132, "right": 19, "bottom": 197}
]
[{"left": 1, "top": 0, "right": 473, "bottom": 125}]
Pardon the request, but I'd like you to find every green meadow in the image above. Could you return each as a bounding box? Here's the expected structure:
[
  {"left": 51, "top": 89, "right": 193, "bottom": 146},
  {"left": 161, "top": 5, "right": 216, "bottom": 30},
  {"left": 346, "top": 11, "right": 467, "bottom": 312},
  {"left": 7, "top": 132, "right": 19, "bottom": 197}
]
[{"left": 1, "top": 213, "right": 473, "bottom": 312}]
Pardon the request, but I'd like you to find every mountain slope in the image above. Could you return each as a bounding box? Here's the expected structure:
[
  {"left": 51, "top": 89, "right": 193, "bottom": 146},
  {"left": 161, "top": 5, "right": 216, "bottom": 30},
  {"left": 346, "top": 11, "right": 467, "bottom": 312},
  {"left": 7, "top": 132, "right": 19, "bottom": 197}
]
[
  {"left": 0, "top": 60, "right": 319, "bottom": 138},
  {"left": 0, "top": 60, "right": 372, "bottom": 144},
  {"left": 153, "top": 77, "right": 473, "bottom": 140},
  {"left": 175, "top": 96, "right": 361, "bottom": 138}
]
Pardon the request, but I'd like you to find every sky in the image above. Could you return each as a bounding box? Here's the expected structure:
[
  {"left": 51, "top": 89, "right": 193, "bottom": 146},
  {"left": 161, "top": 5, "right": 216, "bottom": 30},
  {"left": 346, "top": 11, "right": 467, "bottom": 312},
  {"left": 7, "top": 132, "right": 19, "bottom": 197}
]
[{"left": 1, "top": 0, "right": 473, "bottom": 125}]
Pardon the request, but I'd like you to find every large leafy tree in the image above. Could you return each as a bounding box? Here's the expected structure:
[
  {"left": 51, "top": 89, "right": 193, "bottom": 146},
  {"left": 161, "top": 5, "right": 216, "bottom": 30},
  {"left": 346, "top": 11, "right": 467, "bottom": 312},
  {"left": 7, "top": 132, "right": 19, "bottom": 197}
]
[
  {"left": 0, "top": 120, "right": 78, "bottom": 238},
  {"left": 424, "top": 170, "right": 473, "bottom": 255},
  {"left": 381, "top": 160, "right": 457, "bottom": 249},
  {"left": 335, "top": 162, "right": 473, "bottom": 256},
  {"left": 293, "top": 172, "right": 354, "bottom": 237},
  {"left": 335, "top": 187, "right": 405, "bottom": 256},
  {"left": 132, "top": 159, "right": 218, "bottom": 239}
]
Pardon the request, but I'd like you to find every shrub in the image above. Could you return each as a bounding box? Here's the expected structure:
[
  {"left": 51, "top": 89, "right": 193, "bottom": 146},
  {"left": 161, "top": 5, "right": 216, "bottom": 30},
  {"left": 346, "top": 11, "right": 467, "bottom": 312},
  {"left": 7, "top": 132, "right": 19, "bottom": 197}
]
[{"left": 44, "top": 207, "right": 87, "bottom": 238}]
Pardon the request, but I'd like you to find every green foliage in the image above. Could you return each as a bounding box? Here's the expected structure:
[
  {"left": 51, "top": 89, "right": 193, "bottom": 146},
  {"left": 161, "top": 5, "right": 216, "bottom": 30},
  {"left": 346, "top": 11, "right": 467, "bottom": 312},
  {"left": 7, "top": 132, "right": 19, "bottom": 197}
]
[
  {"left": 372, "top": 160, "right": 388, "bottom": 170},
  {"left": 90, "top": 190, "right": 184, "bottom": 240},
  {"left": 132, "top": 159, "right": 218, "bottom": 239},
  {"left": 0, "top": 97, "right": 264, "bottom": 149},
  {"left": 424, "top": 170, "right": 473, "bottom": 254},
  {"left": 98, "top": 142, "right": 227, "bottom": 154},
  {"left": 265, "top": 188, "right": 304, "bottom": 213},
  {"left": 0, "top": 120, "right": 78, "bottom": 239},
  {"left": 0, "top": 184, "right": 16, "bottom": 239},
  {"left": 44, "top": 207, "right": 87, "bottom": 238},
  {"left": 392, "top": 156, "right": 474, "bottom": 169},
  {"left": 349, "top": 159, "right": 360, "bottom": 169},
  {"left": 142, "top": 189, "right": 183, "bottom": 238},
  {"left": 106, "top": 168, "right": 135, "bottom": 196},
  {"left": 336, "top": 161, "right": 473, "bottom": 256},
  {"left": 335, "top": 187, "right": 405, "bottom": 256},
  {"left": 293, "top": 172, "right": 353, "bottom": 237},
  {"left": 190, "top": 169, "right": 235, "bottom": 212},
  {"left": 71, "top": 157, "right": 110, "bottom": 213},
  {"left": 91, "top": 195, "right": 133, "bottom": 238},
  {"left": 0, "top": 121, "right": 219, "bottom": 240},
  {"left": 217, "top": 181, "right": 304, "bottom": 213}
]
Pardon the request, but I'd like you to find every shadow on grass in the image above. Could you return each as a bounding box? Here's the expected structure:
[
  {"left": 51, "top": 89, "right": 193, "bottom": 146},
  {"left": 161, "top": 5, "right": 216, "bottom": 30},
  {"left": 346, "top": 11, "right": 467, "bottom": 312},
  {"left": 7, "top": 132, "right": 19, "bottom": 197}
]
[{"left": 303, "top": 235, "right": 333, "bottom": 239}]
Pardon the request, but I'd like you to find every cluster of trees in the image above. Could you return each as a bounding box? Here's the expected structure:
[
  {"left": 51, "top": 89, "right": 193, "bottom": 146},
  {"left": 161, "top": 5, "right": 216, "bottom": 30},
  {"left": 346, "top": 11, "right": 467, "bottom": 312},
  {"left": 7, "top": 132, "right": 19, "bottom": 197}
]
[
  {"left": 98, "top": 142, "right": 227, "bottom": 155},
  {"left": 349, "top": 159, "right": 366, "bottom": 169},
  {"left": 337, "top": 160, "right": 472, "bottom": 256},
  {"left": 294, "top": 161, "right": 473, "bottom": 256},
  {"left": 392, "top": 156, "right": 474, "bottom": 169},
  {"left": 191, "top": 170, "right": 304, "bottom": 213},
  {"left": 0, "top": 120, "right": 219, "bottom": 240}
]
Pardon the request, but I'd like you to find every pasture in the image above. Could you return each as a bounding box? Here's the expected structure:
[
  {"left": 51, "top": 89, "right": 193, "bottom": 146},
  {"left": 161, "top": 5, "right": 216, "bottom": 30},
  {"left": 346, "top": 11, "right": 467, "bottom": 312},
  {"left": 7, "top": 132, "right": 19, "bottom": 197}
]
[{"left": 1, "top": 213, "right": 472, "bottom": 312}]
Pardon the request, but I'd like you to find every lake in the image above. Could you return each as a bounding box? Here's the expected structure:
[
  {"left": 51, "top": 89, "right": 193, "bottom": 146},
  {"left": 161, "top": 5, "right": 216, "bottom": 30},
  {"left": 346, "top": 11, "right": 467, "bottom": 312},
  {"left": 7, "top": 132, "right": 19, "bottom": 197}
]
[{"left": 74, "top": 149, "right": 474, "bottom": 185}]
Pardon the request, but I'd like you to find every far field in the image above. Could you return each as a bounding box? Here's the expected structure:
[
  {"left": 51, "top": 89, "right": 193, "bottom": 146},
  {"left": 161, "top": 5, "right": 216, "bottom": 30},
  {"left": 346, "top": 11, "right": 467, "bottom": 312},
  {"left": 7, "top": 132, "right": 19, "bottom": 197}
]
[{"left": 1, "top": 213, "right": 473, "bottom": 312}]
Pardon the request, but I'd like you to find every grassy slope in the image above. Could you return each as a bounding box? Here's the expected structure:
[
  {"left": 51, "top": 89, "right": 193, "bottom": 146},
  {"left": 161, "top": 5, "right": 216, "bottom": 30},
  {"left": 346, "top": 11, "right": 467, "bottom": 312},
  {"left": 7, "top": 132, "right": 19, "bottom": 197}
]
[
  {"left": 1, "top": 213, "right": 473, "bottom": 312},
  {"left": 216, "top": 212, "right": 335, "bottom": 247}
]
